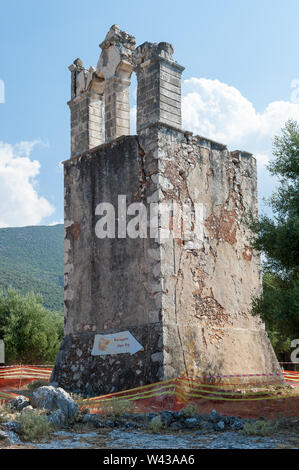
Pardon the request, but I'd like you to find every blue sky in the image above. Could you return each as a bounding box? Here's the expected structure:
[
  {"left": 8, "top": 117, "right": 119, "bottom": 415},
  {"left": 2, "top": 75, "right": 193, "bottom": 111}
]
[{"left": 0, "top": 0, "right": 299, "bottom": 226}]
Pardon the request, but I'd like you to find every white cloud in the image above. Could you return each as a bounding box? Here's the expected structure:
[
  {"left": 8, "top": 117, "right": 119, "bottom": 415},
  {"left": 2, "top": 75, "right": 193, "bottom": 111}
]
[
  {"left": 0, "top": 140, "right": 55, "bottom": 227},
  {"left": 182, "top": 78, "right": 299, "bottom": 154},
  {"left": 182, "top": 78, "right": 299, "bottom": 211},
  {"left": 182, "top": 77, "right": 299, "bottom": 166}
]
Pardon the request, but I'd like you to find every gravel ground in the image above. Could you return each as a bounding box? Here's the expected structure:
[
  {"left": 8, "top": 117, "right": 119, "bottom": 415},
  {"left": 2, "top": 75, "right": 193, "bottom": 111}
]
[
  {"left": 0, "top": 428, "right": 295, "bottom": 450},
  {"left": 1, "top": 388, "right": 298, "bottom": 450}
]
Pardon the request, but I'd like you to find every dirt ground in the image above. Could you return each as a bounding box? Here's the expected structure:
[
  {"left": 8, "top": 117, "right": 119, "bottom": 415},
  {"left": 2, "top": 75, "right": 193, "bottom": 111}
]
[{"left": 190, "top": 394, "right": 299, "bottom": 419}]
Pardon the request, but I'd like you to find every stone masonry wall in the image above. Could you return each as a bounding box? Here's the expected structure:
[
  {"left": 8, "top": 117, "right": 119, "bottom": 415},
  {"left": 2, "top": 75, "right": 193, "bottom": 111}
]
[
  {"left": 134, "top": 42, "right": 184, "bottom": 132},
  {"left": 69, "top": 93, "right": 104, "bottom": 157},
  {"left": 139, "top": 124, "right": 281, "bottom": 384}
]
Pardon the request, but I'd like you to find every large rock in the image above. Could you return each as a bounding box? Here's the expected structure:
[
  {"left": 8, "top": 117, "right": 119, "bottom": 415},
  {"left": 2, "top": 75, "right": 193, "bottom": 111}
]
[
  {"left": 0, "top": 427, "right": 21, "bottom": 444},
  {"left": 31, "top": 386, "right": 78, "bottom": 420},
  {"left": 0, "top": 429, "right": 8, "bottom": 441},
  {"left": 6, "top": 395, "right": 29, "bottom": 412},
  {"left": 48, "top": 409, "right": 66, "bottom": 427},
  {"left": 185, "top": 417, "right": 200, "bottom": 429},
  {"left": 1, "top": 421, "right": 21, "bottom": 433},
  {"left": 20, "top": 406, "right": 34, "bottom": 414}
]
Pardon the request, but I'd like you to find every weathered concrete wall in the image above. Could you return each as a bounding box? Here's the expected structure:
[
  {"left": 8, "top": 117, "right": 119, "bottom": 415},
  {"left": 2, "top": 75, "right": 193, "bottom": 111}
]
[
  {"left": 52, "top": 135, "right": 165, "bottom": 395},
  {"left": 63, "top": 136, "right": 159, "bottom": 334},
  {"left": 52, "top": 124, "right": 283, "bottom": 395}
]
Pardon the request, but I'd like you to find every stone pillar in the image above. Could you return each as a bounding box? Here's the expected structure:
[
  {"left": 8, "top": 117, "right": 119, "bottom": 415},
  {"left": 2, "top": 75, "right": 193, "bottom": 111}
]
[
  {"left": 97, "top": 25, "right": 136, "bottom": 142},
  {"left": 134, "top": 42, "right": 185, "bottom": 132},
  {"left": 68, "top": 59, "right": 104, "bottom": 157},
  {"left": 104, "top": 76, "right": 131, "bottom": 142}
]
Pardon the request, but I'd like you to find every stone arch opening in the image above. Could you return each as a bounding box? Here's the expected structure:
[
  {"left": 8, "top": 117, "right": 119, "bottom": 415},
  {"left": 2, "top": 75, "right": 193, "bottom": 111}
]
[{"left": 68, "top": 25, "right": 184, "bottom": 157}]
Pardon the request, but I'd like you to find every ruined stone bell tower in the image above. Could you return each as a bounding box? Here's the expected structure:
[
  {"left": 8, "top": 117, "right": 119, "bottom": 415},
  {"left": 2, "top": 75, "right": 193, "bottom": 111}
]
[{"left": 51, "top": 25, "right": 283, "bottom": 395}]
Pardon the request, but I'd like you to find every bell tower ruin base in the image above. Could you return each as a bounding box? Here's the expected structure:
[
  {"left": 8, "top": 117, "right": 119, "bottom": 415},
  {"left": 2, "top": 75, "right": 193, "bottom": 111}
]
[{"left": 51, "top": 26, "right": 284, "bottom": 395}]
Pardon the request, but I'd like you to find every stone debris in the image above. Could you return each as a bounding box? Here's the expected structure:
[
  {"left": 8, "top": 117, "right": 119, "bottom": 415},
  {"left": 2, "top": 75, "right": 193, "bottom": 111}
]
[
  {"left": 0, "top": 428, "right": 21, "bottom": 445},
  {"left": 0, "top": 429, "right": 8, "bottom": 440},
  {"left": 1, "top": 421, "right": 21, "bottom": 433},
  {"left": 31, "top": 385, "right": 78, "bottom": 421},
  {"left": 20, "top": 405, "right": 34, "bottom": 414},
  {"left": 6, "top": 395, "right": 29, "bottom": 412},
  {"left": 185, "top": 418, "right": 199, "bottom": 429},
  {"left": 47, "top": 408, "right": 67, "bottom": 427},
  {"left": 5, "top": 430, "right": 22, "bottom": 445}
]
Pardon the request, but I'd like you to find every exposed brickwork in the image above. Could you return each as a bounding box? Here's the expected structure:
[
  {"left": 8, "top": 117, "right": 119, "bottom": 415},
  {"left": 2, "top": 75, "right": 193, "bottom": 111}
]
[
  {"left": 68, "top": 59, "right": 104, "bottom": 157},
  {"left": 134, "top": 42, "right": 184, "bottom": 131}
]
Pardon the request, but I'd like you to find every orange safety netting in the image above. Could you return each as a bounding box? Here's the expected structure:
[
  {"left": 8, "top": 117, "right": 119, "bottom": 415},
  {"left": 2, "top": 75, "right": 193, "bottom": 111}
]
[
  {"left": 0, "top": 367, "right": 298, "bottom": 417},
  {"left": 0, "top": 365, "right": 52, "bottom": 393},
  {"left": 82, "top": 371, "right": 299, "bottom": 415},
  {"left": 283, "top": 370, "right": 299, "bottom": 387}
]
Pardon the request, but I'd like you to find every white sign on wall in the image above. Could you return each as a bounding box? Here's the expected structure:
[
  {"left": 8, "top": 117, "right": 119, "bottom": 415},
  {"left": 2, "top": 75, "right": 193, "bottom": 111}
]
[{"left": 91, "top": 331, "right": 143, "bottom": 356}]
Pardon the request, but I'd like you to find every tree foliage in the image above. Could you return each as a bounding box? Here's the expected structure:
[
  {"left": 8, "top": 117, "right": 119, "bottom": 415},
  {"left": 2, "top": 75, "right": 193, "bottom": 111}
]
[
  {"left": 250, "top": 120, "right": 299, "bottom": 356},
  {"left": 0, "top": 289, "right": 63, "bottom": 364}
]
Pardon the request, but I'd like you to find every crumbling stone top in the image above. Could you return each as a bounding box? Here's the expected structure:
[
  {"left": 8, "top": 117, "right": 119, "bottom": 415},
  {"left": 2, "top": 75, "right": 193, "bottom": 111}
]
[
  {"left": 68, "top": 59, "right": 104, "bottom": 99},
  {"left": 69, "top": 58, "right": 84, "bottom": 71},
  {"left": 97, "top": 25, "right": 136, "bottom": 80},
  {"left": 133, "top": 41, "right": 175, "bottom": 65},
  {"left": 99, "top": 24, "right": 136, "bottom": 52}
]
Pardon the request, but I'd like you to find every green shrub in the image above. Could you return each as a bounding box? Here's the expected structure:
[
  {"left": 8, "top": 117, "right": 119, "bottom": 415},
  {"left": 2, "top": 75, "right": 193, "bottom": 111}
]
[
  {"left": 0, "top": 403, "right": 15, "bottom": 423},
  {"left": 70, "top": 393, "right": 95, "bottom": 422},
  {"left": 148, "top": 415, "right": 163, "bottom": 433},
  {"left": 98, "top": 398, "right": 135, "bottom": 418},
  {"left": 17, "top": 410, "right": 53, "bottom": 441},
  {"left": 182, "top": 403, "right": 198, "bottom": 418},
  {"left": 26, "top": 380, "right": 49, "bottom": 391},
  {"left": 242, "top": 420, "right": 278, "bottom": 436}
]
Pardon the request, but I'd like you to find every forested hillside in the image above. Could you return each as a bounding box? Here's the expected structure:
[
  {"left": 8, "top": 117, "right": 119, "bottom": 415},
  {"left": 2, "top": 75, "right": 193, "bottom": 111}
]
[{"left": 0, "top": 224, "right": 64, "bottom": 312}]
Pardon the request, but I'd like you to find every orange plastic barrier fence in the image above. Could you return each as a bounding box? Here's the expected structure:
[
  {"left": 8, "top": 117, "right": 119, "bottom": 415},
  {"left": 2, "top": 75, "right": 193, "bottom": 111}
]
[
  {"left": 283, "top": 370, "right": 299, "bottom": 386},
  {"left": 83, "top": 371, "right": 299, "bottom": 414},
  {"left": 0, "top": 365, "right": 53, "bottom": 392},
  {"left": 0, "top": 367, "right": 298, "bottom": 408}
]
